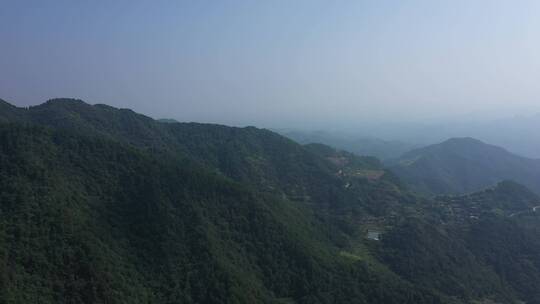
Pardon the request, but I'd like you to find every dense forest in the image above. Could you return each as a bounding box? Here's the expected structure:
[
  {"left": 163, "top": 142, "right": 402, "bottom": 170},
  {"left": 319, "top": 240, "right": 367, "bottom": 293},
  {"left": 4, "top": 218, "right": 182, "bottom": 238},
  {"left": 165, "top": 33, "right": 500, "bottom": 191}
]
[{"left": 1, "top": 98, "right": 540, "bottom": 303}]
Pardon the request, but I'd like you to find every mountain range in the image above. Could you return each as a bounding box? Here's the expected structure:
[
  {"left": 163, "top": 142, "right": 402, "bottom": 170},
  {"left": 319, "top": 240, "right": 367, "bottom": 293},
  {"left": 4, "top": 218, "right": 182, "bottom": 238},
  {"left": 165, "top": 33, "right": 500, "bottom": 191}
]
[
  {"left": 2, "top": 98, "right": 540, "bottom": 303},
  {"left": 277, "top": 129, "right": 417, "bottom": 160}
]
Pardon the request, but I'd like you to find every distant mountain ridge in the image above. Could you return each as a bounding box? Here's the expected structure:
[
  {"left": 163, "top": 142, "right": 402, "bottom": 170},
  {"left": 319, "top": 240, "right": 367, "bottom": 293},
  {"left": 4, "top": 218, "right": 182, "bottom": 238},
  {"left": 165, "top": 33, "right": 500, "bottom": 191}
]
[
  {"left": 278, "top": 129, "right": 417, "bottom": 160},
  {"left": 390, "top": 137, "right": 540, "bottom": 195}
]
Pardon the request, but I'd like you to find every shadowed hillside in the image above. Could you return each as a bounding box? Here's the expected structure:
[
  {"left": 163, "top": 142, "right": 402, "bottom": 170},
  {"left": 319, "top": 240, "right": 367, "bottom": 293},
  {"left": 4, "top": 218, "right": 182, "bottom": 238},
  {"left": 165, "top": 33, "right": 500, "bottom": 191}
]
[{"left": 390, "top": 137, "right": 540, "bottom": 195}]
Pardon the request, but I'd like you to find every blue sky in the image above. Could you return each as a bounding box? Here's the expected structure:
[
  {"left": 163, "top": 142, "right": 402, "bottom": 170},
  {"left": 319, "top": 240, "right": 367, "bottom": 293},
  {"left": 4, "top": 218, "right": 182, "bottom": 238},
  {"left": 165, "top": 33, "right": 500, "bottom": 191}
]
[{"left": 2, "top": 1, "right": 540, "bottom": 127}]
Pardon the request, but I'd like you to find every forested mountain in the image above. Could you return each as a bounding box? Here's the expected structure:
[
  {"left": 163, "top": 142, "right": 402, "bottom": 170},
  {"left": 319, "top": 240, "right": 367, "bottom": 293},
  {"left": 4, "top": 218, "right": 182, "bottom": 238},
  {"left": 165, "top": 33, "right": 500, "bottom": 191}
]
[
  {"left": 1, "top": 124, "right": 433, "bottom": 303},
  {"left": 2, "top": 98, "right": 540, "bottom": 303},
  {"left": 389, "top": 137, "right": 540, "bottom": 195},
  {"left": 0, "top": 99, "right": 411, "bottom": 217},
  {"left": 379, "top": 181, "right": 540, "bottom": 303}
]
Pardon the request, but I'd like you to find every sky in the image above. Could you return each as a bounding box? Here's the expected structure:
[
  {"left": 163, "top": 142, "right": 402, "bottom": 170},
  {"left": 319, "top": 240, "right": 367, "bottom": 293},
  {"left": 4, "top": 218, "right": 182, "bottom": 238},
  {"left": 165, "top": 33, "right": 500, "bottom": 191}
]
[{"left": 2, "top": 0, "right": 540, "bottom": 128}]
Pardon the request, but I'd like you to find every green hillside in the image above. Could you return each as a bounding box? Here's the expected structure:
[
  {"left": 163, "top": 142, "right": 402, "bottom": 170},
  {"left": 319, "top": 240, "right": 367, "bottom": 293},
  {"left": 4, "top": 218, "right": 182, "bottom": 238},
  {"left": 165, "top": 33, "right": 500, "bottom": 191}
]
[
  {"left": 0, "top": 124, "right": 444, "bottom": 303},
  {"left": 390, "top": 137, "right": 540, "bottom": 195},
  {"left": 2, "top": 99, "right": 540, "bottom": 303}
]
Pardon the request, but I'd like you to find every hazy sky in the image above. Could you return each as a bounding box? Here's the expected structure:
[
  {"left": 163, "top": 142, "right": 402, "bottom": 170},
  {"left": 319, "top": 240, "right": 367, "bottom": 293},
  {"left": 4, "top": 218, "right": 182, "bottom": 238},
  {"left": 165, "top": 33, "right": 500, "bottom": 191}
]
[{"left": 2, "top": 1, "right": 540, "bottom": 127}]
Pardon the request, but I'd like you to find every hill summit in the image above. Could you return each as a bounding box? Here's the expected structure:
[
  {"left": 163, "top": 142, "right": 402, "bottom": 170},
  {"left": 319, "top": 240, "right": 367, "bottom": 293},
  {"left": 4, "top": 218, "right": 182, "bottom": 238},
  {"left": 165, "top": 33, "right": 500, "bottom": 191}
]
[{"left": 390, "top": 137, "right": 540, "bottom": 195}]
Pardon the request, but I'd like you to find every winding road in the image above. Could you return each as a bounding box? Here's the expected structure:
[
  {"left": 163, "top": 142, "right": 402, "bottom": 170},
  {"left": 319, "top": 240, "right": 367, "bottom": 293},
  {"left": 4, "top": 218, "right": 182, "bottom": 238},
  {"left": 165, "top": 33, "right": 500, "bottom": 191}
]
[{"left": 510, "top": 205, "right": 540, "bottom": 217}]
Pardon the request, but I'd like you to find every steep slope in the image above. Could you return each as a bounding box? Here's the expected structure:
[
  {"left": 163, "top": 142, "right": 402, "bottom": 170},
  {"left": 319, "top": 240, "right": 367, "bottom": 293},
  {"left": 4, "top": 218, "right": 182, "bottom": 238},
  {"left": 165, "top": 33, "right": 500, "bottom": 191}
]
[
  {"left": 0, "top": 99, "right": 26, "bottom": 123},
  {"left": 4, "top": 98, "right": 540, "bottom": 303},
  {"left": 0, "top": 99, "right": 415, "bottom": 223},
  {"left": 390, "top": 137, "right": 540, "bottom": 195},
  {"left": 0, "top": 124, "right": 445, "bottom": 304},
  {"left": 0, "top": 99, "right": 331, "bottom": 199}
]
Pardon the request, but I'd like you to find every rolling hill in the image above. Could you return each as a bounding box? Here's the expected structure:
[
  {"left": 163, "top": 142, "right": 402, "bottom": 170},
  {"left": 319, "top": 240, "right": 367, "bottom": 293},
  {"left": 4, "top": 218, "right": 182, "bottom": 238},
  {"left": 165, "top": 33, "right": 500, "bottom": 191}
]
[{"left": 389, "top": 137, "right": 540, "bottom": 195}]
